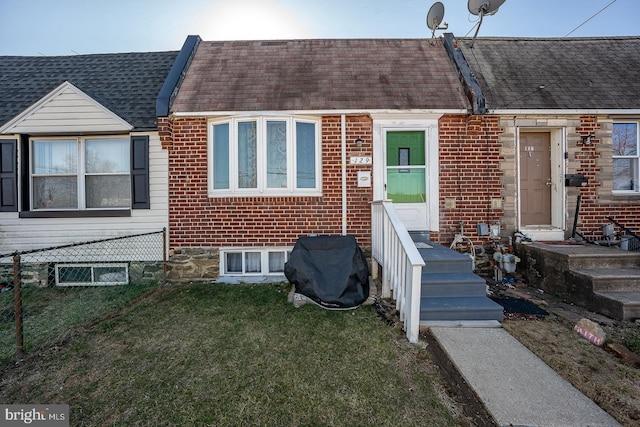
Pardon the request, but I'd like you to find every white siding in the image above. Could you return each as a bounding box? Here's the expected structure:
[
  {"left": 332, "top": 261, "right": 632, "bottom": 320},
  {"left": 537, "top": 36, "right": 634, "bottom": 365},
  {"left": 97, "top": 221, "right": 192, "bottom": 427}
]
[
  {"left": 0, "top": 133, "right": 168, "bottom": 256},
  {"left": 1, "top": 82, "right": 132, "bottom": 134}
]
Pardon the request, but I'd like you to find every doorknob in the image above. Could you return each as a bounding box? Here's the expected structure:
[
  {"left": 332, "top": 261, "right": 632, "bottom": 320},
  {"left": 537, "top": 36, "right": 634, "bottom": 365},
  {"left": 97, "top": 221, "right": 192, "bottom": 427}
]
[{"left": 546, "top": 178, "right": 552, "bottom": 186}]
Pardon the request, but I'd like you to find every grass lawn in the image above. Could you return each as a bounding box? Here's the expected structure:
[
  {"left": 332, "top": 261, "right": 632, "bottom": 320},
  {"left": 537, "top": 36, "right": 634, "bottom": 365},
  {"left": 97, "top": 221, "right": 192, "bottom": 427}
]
[
  {"left": 1, "top": 284, "right": 155, "bottom": 367},
  {"left": 0, "top": 283, "right": 460, "bottom": 426}
]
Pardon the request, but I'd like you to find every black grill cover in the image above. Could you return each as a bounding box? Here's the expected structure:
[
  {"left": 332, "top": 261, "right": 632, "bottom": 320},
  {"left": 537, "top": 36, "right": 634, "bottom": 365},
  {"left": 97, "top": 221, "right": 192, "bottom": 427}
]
[{"left": 285, "top": 235, "right": 369, "bottom": 309}]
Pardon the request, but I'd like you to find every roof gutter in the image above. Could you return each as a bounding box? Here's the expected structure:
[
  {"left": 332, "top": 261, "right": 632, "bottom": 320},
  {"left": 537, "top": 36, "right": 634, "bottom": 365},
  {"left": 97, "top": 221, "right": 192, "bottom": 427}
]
[
  {"left": 490, "top": 109, "right": 640, "bottom": 116},
  {"left": 442, "top": 33, "right": 487, "bottom": 115},
  {"left": 156, "top": 35, "right": 201, "bottom": 117}
]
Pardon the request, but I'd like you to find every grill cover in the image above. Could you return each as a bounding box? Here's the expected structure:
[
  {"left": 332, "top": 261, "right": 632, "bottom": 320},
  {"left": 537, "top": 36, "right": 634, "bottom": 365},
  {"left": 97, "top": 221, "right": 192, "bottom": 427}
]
[{"left": 284, "top": 235, "right": 369, "bottom": 309}]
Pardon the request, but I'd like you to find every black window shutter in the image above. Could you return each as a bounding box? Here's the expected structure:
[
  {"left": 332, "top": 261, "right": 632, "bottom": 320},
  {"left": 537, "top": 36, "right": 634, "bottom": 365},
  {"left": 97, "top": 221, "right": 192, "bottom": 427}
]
[
  {"left": 0, "top": 140, "right": 18, "bottom": 212},
  {"left": 131, "top": 135, "right": 150, "bottom": 209}
]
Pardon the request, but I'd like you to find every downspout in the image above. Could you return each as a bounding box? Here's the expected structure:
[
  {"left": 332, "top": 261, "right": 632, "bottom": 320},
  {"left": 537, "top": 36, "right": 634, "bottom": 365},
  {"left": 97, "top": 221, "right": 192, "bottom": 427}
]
[{"left": 341, "top": 114, "right": 347, "bottom": 236}]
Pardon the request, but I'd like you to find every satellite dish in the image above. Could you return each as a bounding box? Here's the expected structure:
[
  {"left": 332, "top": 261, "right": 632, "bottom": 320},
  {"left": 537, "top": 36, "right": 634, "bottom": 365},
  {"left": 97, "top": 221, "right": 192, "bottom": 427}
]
[
  {"left": 467, "top": 0, "right": 507, "bottom": 47},
  {"left": 426, "top": 2, "right": 448, "bottom": 44},
  {"left": 468, "top": 0, "right": 506, "bottom": 16}
]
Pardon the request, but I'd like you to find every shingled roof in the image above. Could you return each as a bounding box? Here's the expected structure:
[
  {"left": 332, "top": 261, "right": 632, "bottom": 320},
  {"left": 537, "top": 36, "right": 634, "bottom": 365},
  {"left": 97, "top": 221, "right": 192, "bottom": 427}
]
[
  {"left": 457, "top": 36, "right": 640, "bottom": 111},
  {"left": 0, "top": 51, "right": 178, "bottom": 130},
  {"left": 171, "top": 39, "right": 469, "bottom": 113}
]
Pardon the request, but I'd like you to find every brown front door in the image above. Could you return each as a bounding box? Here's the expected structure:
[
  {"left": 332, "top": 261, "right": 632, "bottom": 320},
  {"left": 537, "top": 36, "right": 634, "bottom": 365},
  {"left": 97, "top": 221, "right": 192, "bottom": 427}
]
[{"left": 520, "top": 132, "right": 552, "bottom": 226}]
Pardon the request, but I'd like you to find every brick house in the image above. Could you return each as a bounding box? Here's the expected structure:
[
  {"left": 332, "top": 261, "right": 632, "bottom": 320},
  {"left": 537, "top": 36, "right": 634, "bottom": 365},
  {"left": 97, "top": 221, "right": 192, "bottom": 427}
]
[
  {"left": 158, "top": 37, "right": 508, "bottom": 281},
  {"left": 444, "top": 34, "right": 640, "bottom": 242}
]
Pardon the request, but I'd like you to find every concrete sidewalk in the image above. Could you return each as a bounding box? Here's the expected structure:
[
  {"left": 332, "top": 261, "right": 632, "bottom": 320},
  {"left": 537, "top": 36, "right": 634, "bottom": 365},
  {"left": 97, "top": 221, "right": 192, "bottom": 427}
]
[{"left": 430, "top": 327, "right": 621, "bottom": 427}]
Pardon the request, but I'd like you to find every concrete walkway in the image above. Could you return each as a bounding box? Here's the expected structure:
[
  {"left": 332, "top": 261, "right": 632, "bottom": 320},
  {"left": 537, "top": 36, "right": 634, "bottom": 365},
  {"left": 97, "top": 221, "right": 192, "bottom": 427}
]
[{"left": 430, "top": 327, "right": 621, "bottom": 427}]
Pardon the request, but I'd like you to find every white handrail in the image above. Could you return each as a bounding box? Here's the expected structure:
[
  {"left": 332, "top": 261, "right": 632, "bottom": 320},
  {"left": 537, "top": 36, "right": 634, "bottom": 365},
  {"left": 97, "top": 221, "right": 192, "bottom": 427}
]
[{"left": 371, "top": 200, "right": 425, "bottom": 343}]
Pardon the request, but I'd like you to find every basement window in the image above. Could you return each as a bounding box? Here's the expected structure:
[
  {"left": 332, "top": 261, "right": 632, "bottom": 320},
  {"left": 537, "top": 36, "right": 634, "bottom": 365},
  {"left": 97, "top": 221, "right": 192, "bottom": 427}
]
[
  {"left": 55, "top": 263, "right": 129, "bottom": 286},
  {"left": 221, "top": 248, "right": 291, "bottom": 276}
]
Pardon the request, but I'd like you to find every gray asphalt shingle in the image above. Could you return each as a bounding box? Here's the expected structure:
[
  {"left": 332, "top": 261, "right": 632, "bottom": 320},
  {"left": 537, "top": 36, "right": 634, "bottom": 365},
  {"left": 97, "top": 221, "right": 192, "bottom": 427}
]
[
  {"left": 172, "top": 39, "right": 469, "bottom": 113},
  {"left": 0, "top": 51, "right": 178, "bottom": 130},
  {"left": 458, "top": 36, "right": 640, "bottom": 110}
]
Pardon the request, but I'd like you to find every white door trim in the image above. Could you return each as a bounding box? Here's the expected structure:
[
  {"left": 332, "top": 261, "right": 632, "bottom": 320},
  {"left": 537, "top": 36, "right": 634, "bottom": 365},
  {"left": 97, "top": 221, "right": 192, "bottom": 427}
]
[{"left": 372, "top": 118, "right": 439, "bottom": 232}]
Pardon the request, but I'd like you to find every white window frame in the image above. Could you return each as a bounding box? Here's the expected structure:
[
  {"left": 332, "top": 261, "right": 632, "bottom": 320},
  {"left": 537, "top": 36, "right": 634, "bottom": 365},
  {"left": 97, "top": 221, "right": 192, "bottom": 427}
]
[
  {"left": 208, "top": 116, "right": 322, "bottom": 197},
  {"left": 612, "top": 121, "right": 640, "bottom": 193},
  {"left": 30, "top": 136, "right": 131, "bottom": 210},
  {"left": 219, "top": 247, "right": 292, "bottom": 276}
]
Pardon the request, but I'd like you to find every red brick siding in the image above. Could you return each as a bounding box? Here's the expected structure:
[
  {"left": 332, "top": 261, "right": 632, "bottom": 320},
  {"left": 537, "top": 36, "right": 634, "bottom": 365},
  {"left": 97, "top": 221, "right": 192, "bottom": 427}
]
[
  {"left": 574, "top": 116, "right": 640, "bottom": 239},
  {"left": 437, "top": 115, "right": 504, "bottom": 245},
  {"left": 165, "top": 115, "right": 373, "bottom": 250}
]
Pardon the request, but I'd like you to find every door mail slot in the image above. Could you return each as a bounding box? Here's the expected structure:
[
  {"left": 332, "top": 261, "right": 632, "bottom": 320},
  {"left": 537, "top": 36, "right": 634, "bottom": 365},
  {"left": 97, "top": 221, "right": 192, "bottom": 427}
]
[{"left": 565, "top": 173, "right": 588, "bottom": 187}]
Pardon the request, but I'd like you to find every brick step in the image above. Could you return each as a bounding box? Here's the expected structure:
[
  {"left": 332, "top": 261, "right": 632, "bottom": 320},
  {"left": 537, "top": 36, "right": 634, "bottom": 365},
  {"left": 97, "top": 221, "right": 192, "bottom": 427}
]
[
  {"left": 571, "top": 268, "right": 640, "bottom": 293},
  {"left": 420, "top": 296, "right": 504, "bottom": 322},
  {"left": 592, "top": 291, "right": 640, "bottom": 321}
]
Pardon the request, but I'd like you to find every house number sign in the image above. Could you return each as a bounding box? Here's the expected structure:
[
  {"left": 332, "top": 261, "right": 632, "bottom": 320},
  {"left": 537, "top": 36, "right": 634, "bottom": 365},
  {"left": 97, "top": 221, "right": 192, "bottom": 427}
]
[{"left": 350, "top": 156, "right": 372, "bottom": 165}]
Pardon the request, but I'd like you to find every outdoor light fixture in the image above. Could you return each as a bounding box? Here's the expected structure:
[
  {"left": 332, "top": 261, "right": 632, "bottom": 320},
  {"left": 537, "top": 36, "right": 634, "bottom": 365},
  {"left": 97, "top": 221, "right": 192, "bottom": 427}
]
[
  {"left": 581, "top": 133, "right": 594, "bottom": 145},
  {"left": 355, "top": 137, "right": 363, "bottom": 147}
]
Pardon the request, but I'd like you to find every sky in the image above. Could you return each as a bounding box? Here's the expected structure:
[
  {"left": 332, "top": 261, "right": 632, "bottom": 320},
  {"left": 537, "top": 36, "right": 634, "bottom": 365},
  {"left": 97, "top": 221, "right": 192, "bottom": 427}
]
[{"left": 0, "top": 0, "right": 637, "bottom": 56}]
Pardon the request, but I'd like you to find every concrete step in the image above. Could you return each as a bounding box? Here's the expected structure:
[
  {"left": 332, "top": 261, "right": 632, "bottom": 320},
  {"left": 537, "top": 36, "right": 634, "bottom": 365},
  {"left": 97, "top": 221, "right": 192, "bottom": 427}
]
[
  {"left": 571, "top": 268, "right": 640, "bottom": 292},
  {"left": 593, "top": 291, "right": 640, "bottom": 321},
  {"left": 568, "top": 251, "right": 640, "bottom": 270},
  {"left": 420, "top": 296, "right": 504, "bottom": 322},
  {"left": 421, "top": 271, "right": 487, "bottom": 297}
]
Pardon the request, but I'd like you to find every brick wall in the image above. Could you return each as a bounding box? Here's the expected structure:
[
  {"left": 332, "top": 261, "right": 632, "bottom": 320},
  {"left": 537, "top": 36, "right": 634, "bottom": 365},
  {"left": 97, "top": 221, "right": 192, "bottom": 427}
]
[
  {"left": 573, "top": 116, "right": 640, "bottom": 240},
  {"left": 162, "top": 115, "right": 373, "bottom": 253},
  {"left": 437, "top": 115, "right": 504, "bottom": 245}
]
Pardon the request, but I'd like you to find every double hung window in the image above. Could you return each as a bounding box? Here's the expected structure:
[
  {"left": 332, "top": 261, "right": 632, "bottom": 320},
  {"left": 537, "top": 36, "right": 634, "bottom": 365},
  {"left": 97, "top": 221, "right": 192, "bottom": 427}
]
[
  {"left": 209, "top": 117, "right": 320, "bottom": 196},
  {"left": 31, "top": 137, "right": 130, "bottom": 209},
  {"left": 612, "top": 122, "right": 639, "bottom": 192}
]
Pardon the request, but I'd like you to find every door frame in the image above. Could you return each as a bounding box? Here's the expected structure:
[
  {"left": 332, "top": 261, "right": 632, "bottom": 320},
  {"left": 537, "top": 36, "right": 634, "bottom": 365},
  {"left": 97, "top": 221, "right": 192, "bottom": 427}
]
[
  {"left": 516, "top": 128, "right": 566, "bottom": 240},
  {"left": 372, "top": 115, "right": 440, "bottom": 232}
]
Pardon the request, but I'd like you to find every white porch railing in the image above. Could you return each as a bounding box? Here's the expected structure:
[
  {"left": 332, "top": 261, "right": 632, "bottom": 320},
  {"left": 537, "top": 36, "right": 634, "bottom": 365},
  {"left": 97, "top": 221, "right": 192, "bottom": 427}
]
[{"left": 371, "top": 200, "right": 425, "bottom": 343}]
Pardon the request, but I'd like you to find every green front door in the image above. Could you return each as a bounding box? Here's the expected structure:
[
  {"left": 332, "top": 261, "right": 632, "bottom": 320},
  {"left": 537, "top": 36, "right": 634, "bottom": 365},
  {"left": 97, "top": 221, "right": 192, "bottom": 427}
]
[{"left": 386, "top": 131, "right": 428, "bottom": 230}]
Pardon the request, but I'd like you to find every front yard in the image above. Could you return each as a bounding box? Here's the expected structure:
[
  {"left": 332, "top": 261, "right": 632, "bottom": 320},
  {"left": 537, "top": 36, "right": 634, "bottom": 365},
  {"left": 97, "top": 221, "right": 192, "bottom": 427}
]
[{"left": 0, "top": 283, "right": 461, "bottom": 426}]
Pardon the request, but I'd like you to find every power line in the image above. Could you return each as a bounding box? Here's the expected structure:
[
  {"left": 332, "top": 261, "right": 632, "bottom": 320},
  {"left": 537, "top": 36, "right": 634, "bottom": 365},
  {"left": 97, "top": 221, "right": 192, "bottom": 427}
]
[
  {"left": 479, "top": 0, "right": 621, "bottom": 110},
  {"left": 564, "top": 0, "right": 618, "bottom": 37}
]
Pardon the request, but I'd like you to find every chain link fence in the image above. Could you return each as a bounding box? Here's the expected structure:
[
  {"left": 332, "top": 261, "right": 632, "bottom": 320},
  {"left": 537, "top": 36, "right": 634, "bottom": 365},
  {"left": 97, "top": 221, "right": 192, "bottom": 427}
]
[{"left": 0, "top": 229, "right": 166, "bottom": 368}]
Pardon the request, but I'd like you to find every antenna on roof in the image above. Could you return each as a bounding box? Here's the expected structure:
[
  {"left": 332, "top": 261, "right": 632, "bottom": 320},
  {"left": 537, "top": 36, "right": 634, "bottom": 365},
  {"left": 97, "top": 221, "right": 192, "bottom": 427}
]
[
  {"left": 426, "top": 2, "right": 448, "bottom": 45},
  {"left": 467, "top": 0, "right": 506, "bottom": 47}
]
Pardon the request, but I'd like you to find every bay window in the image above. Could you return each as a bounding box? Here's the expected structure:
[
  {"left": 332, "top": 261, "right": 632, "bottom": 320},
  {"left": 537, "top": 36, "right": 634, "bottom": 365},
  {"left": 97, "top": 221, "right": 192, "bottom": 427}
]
[
  {"left": 209, "top": 116, "right": 320, "bottom": 196},
  {"left": 612, "top": 122, "right": 639, "bottom": 192}
]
